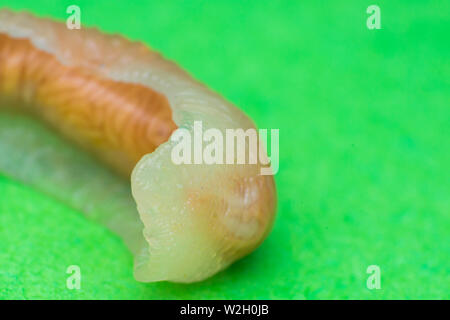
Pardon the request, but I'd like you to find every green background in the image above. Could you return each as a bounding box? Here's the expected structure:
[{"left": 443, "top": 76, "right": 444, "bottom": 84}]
[{"left": 0, "top": 0, "right": 449, "bottom": 299}]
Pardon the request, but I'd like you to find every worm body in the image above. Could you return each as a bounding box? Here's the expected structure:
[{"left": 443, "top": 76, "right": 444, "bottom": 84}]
[{"left": 0, "top": 9, "right": 277, "bottom": 283}]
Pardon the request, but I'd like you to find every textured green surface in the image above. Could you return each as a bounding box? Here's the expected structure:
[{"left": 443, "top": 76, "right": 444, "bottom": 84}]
[{"left": 0, "top": 0, "right": 449, "bottom": 299}]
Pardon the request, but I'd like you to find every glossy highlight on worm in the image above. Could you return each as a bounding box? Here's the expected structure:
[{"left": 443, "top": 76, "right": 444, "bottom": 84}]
[{"left": 0, "top": 9, "right": 277, "bottom": 283}]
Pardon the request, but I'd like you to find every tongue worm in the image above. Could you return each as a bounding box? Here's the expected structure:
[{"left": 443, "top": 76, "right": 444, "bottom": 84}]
[{"left": 0, "top": 9, "right": 277, "bottom": 283}]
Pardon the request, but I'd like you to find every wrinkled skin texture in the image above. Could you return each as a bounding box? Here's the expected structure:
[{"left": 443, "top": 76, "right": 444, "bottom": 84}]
[{"left": 0, "top": 9, "right": 276, "bottom": 282}]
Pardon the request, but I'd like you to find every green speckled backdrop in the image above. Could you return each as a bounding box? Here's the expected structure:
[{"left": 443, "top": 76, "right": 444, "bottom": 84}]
[{"left": 0, "top": 0, "right": 448, "bottom": 299}]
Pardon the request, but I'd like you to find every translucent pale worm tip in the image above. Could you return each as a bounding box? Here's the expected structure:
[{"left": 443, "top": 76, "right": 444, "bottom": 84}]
[{"left": 0, "top": 9, "right": 277, "bottom": 283}]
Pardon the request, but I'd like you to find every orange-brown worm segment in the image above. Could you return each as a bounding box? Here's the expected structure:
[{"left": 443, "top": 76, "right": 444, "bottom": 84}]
[
  {"left": 0, "top": 9, "right": 277, "bottom": 283},
  {"left": 0, "top": 32, "right": 177, "bottom": 177}
]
